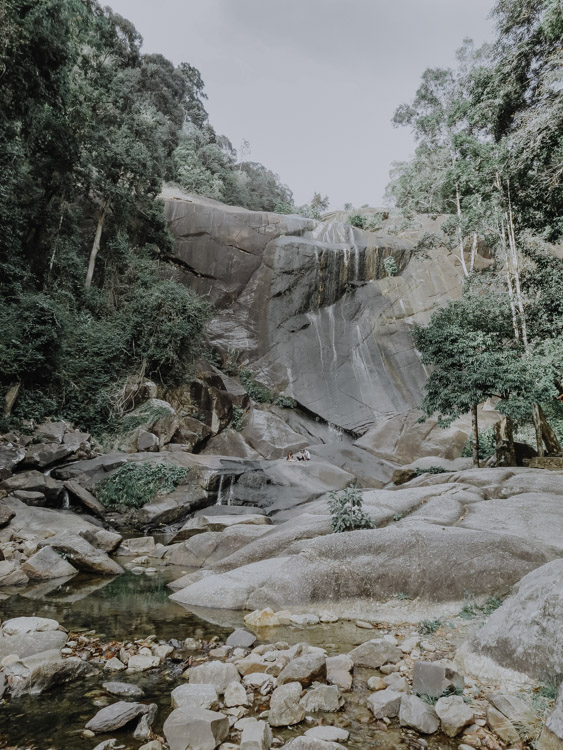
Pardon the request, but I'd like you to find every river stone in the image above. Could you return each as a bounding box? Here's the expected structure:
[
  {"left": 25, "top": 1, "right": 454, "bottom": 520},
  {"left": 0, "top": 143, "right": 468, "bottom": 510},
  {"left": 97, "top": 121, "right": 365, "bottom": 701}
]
[
  {"left": 22, "top": 547, "right": 78, "bottom": 581},
  {"left": 127, "top": 654, "right": 160, "bottom": 671},
  {"left": 188, "top": 660, "right": 241, "bottom": 694},
  {"left": 2, "top": 617, "right": 62, "bottom": 635},
  {"left": 105, "top": 657, "right": 126, "bottom": 671},
  {"left": 383, "top": 673, "right": 408, "bottom": 692},
  {"left": 280, "top": 737, "right": 346, "bottom": 750},
  {"left": 435, "top": 695, "right": 475, "bottom": 736},
  {"left": 240, "top": 718, "right": 272, "bottom": 750},
  {"left": 277, "top": 653, "right": 326, "bottom": 686},
  {"left": 92, "top": 741, "right": 120, "bottom": 750},
  {"left": 367, "top": 688, "right": 402, "bottom": 719},
  {"left": 103, "top": 681, "right": 145, "bottom": 698},
  {"left": 226, "top": 629, "right": 256, "bottom": 649},
  {"left": 300, "top": 685, "right": 343, "bottom": 712},
  {"left": 172, "top": 683, "right": 219, "bottom": 710},
  {"left": 64, "top": 480, "right": 106, "bottom": 518},
  {"left": 0, "top": 503, "right": 16, "bottom": 528},
  {"left": 0, "top": 560, "right": 28, "bottom": 586},
  {"left": 326, "top": 654, "right": 353, "bottom": 690},
  {"left": 224, "top": 680, "right": 249, "bottom": 707},
  {"left": 412, "top": 661, "right": 464, "bottom": 699},
  {"left": 85, "top": 700, "right": 148, "bottom": 733},
  {"left": 486, "top": 706, "right": 520, "bottom": 744},
  {"left": 399, "top": 694, "right": 440, "bottom": 733},
  {"left": 11, "top": 655, "right": 98, "bottom": 697},
  {"left": 489, "top": 692, "right": 537, "bottom": 730},
  {"left": 305, "top": 727, "right": 349, "bottom": 742},
  {"left": 163, "top": 707, "right": 229, "bottom": 750},
  {"left": 348, "top": 639, "right": 402, "bottom": 669},
  {"left": 38, "top": 532, "right": 124, "bottom": 575},
  {"left": 133, "top": 703, "right": 158, "bottom": 740},
  {"left": 82, "top": 528, "right": 123, "bottom": 553},
  {"left": 269, "top": 682, "right": 306, "bottom": 727},
  {"left": 0, "top": 630, "right": 68, "bottom": 661},
  {"left": 118, "top": 536, "right": 158, "bottom": 556}
]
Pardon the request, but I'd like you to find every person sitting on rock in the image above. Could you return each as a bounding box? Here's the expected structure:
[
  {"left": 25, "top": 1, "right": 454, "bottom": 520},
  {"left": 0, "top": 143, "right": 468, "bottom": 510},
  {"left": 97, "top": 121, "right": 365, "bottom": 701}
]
[
  {"left": 303, "top": 448, "right": 311, "bottom": 461},
  {"left": 295, "top": 450, "right": 305, "bottom": 461},
  {"left": 286, "top": 452, "right": 295, "bottom": 462}
]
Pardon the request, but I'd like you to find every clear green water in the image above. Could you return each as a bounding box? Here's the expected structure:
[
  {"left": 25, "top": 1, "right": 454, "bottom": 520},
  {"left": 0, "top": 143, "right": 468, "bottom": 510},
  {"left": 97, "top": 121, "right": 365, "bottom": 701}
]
[{"left": 0, "top": 571, "right": 457, "bottom": 750}]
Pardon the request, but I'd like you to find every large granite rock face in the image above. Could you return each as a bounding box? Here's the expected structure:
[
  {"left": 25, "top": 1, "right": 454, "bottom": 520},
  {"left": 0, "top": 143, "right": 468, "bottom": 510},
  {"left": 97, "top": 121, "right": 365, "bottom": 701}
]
[
  {"left": 468, "top": 559, "right": 563, "bottom": 679},
  {"left": 163, "top": 193, "right": 486, "bottom": 436}
]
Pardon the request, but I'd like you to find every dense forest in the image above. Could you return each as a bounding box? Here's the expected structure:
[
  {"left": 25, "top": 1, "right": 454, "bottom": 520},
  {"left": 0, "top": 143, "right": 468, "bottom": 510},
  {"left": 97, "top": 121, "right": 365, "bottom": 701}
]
[
  {"left": 0, "top": 0, "right": 297, "bottom": 434},
  {"left": 389, "top": 0, "right": 563, "bottom": 461}
]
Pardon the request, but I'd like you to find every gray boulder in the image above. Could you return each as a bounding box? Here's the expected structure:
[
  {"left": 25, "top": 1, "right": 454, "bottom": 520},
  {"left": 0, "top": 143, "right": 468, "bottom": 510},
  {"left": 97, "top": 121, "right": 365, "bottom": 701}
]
[
  {"left": 11, "top": 655, "right": 98, "bottom": 697},
  {"left": 163, "top": 706, "right": 229, "bottom": 750},
  {"left": 0, "top": 560, "right": 28, "bottom": 586},
  {"left": 268, "top": 682, "right": 306, "bottom": 727},
  {"left": 367, "top": 688, "right": 402, "bottom": 719},
  {"left": 38, "top": 531, "right": 123, "bottom": 575},
  {"left": 171, "top": 683, "right": 218, "bottom": 710},
  {"left": 24, "top": 442, "right": 74, "bottom": 469},
  {"left": 240, "top": 718, "right": 272, "bottom": 750},
  {"left": 412, "top": 661, "right": 464, "bottom": 700},
  {"left": 277, "top": 653, "right": 326, "bottom": 687},
  {"left": 399, "top": 694, "right": 440, "bottom": 733},
  {"left": 435, "top": 695, "right": 475, "bottom": 737},
  {"left": 469, "top": 559, "right": 563, "bottom": 679},
  {"left": 188, "top": 660, "right": 241, "bottom": 694},
  {"left": 349, "top": 639, "right": 402, "bottom": 669},
  {"left": 326, "top": 654, "right": 353, "bottom": 691},
  {"left": 299, "top": 684, "right": 343, "bottom": 712},
  {"left": 103, "top": 681, "right": 145, "bottom": 698},
  {"left": 226, "top": 629, "right": 256, "bottom": 649},
  {"left": 85, "top": 701, "right": 149, "bottom": 733},
  {"left": 280, "top": 738, "right": 346, "bottom": 750},
  {"left": 22, "top": 546, "right": 78, "bottom": 581},
  {"left": 541, "top": 686, "right": 563, "bottom": 749}
]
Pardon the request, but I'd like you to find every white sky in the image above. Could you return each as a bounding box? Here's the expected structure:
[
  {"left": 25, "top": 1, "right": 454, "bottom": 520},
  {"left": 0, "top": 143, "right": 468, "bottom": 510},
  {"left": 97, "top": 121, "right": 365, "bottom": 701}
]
[{"left": 105, "top": 0, "right": 495, "bottom": 209}]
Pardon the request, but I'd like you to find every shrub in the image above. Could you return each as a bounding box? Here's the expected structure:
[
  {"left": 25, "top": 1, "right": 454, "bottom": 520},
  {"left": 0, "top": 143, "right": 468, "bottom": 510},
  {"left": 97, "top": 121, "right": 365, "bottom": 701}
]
[
  {"left": 240, "top": 370, "right": 296, "bottom": 408},
  {"left": 383, "top": 256, "right": 398, "bottom": 276},
  {"left": 347, "top": 213, "right": 366, "bottom": 229},
  {"left": 418, "top": 618, "right": 442, "bottom": 635},
  {"left": 328, "top": 485, "right": 376, "bottom": 533},
  {"left": 231, "top": 406, "right": 244, "bottom": 432},
  {"left": 461, "top": 428, "right": 496, "bottom": 460},
  {"left": 97, "top": 462, "right": 188, "bottom": 508}
]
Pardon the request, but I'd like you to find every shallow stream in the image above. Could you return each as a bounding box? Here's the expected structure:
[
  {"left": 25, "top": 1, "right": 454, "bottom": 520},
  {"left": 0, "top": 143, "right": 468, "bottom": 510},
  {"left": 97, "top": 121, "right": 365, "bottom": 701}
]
[{"left": 0, "top": 571, "right": 458, "bottom": 750}]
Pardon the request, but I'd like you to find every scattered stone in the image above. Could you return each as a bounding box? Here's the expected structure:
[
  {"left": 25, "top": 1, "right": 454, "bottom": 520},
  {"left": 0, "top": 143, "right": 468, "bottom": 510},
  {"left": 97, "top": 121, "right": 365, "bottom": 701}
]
[
  {"left": 85, "top": 701, "right": 148, "bottom": 734},
  {"left": 486, "top": 706, "right": 521, "bottom": 744},
  {"left": 412, "top": 661, "right": 464, "bottom": 700},
  {"left": 102, "top": 681, "right": 145, "bottom": 698},
  {"left": 383, "top": 673, "right": 408, "bottom": 692},
  {"left": 189, "top": 661, "right": 241, "bottom": 694},
  {"left": 244, "top": 609, "right": 280, "bottom": 629},
  {"left": 380, "top": 664, "right": 399, "bottom": 675},
  {"left": 305, "top": 726, "right": 349, "bottom": 742},
  {"left": 367, "top": 688, "right": 402, "bottom": 719},
  {"left": 319, "top": 614, "right": 339, "bottom": 623},
  {"left": 400, "top": 636, "right": 419, "bottom": 653},
  {"left": 2, "top": 616, "right": 61, "bottom": 635},
  {"left": 153, "top": 643, "right": 173, "bottom": 660},
  {"left": 227, "top": 629, "right": 257, "bottom": 649},
  {"left": 184, "top": 637, "right": 200, "bottom": 650},
  {"left": 277, "top": 653, "right": 326, "bottom": 687},
  {"left": 92, "top": 740, "right": 120, "bottom": 750},
  {"left": 104, "top": 657, "right": 126, "bottom": 671},
  {"left": 269, "top": 682, "right": 306, "bottom": 727},
  {"left": 399, "top": 694, "right": 440, "bottom": 734},
  {"left": 367, "top": 676, "right": 386, "bottom": 691},
  {"left": 326, "top": 654, "right": 353, "bottom": 691},
  {"left": 300, "top": 685, "right": 343, "bottom": 713},
  {"left": 240, "top": 718, "right": 272, "bottom": 750},
  {"left": 38, "top": 532, "right": 124, "bottom": 575},
  {"left": 435, "top": 696, "right": 475, "bottom": 737},
  {"left": 127, "top": 654, "right": 160, "bottom": 671},
  {"left": 348, "top": 639, "right": 402, "bottom": 669},
  {"left": 172, "top": 683, "right": 219, "bottom": 710},
  {"left": 139, "top": 742, "right": 163, "bottom": 750},
  {"left": 225, "top": 681, "right": 250, "bottom": 707},
  {"left": 280, "top": 737, "right": 346, "bottom": 749},
  {"left": 243, "top": 672, "right": 274, "bottom": 690},
  {"left": 0, "top": 560, "right": 28, "bottom": 586},
  {"left": 489, "top": 692, "right": 537, "bottom": 729},
  {"left": 355, "top": 621, "right": 373, "bottom": 629},
  {"left": 290, "top": 614, "right": 320, "bottom": 626},
  {"left": 163, "top": 707, "right": 229, "bottom": 750}
]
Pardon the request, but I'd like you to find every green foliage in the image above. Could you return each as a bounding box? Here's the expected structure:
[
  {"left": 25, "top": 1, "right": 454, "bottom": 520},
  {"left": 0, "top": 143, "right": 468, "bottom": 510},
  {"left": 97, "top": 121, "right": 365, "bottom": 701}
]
[
  {"left": 418, "top": 618, "right": 442, "bottom": 635},
  {"left": 97, "top": 462, "right": 188, "bottom": 509},
  {"left": 240, "top": 370, "right": 296, "bottom": 408},
  {"left": 461, "top": 429, "right": 496, "bottom": 460},
  {"left": 328, "top": 486, "right": 376, "bottom": 533},
  {"left": 459, "top": 595, "right": 503, "bottom": 619},
  {"left": 231, "top": 407, "right": 244, "bottom": 432},
  {"left": 413, "top": 466, "right": 447, "bottom": 476},
  {"left": 383, "top": 257, "right": 398, "bottom": 276},
  {"left": 348, "top": 214, "right": 366, "bottom": 229}
]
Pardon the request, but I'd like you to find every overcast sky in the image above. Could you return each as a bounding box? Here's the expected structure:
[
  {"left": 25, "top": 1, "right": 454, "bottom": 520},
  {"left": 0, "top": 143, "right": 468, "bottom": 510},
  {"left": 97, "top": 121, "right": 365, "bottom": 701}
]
[{"left": 105, "top": 0, "right": 495, "bottom": 209}]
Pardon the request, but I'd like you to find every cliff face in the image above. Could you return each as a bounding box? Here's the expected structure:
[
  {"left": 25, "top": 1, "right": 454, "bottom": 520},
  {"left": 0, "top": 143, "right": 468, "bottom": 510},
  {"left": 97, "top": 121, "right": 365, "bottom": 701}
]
[{"left": 164, "top": 193, "right": 484, "bottom": 436}]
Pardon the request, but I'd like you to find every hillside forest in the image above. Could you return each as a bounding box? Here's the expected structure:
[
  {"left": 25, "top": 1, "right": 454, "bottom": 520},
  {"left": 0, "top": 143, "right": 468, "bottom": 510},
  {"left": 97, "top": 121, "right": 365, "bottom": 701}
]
[{"left": 0, "top": 0, "right": 562, "bottom": 462}]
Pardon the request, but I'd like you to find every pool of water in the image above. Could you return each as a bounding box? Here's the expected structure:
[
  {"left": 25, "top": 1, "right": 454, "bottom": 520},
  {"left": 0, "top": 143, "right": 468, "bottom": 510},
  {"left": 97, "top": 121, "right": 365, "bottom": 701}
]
[{"left": 0, "top": 571, "right": 458, "bottom": 750}]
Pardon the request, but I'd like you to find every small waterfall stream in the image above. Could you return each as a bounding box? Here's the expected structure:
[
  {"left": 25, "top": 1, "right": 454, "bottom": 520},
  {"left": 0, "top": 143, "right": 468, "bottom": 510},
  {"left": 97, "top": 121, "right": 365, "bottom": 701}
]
[{"left": 215, "top": 474, "right": 235, "bottom": 506}]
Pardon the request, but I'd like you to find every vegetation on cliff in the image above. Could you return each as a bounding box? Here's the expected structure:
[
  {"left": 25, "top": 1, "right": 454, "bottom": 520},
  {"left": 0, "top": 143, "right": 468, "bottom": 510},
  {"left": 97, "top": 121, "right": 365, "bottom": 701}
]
[
  {"left": 391, "top": 0, "right": 563, "bottom": 461},
  {"left": 0, "top": 0, "right": 295, "bottom": 433}
]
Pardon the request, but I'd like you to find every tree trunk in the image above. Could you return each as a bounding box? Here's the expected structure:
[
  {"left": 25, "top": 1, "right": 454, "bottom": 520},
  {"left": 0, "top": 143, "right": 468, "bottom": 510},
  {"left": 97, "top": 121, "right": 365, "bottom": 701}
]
[
  {"left": 85, "top": 198, "right": 110, "bottom": 289},
  {"left": 471, "top": 403, "right": 480, "bottom": 468},
  {"left": 3, "top": 382, "right": 20, "bottom": 417},
  {"left": 532, "top": 403, "right": 545, "bottom": 457},
  {"left": 538, "top": 404, "right": 563, "bottom": 455},
  {"left": 454, "top": 180, "right": 469, "bottom": 277},
  {"left": 494, "top": 415, "right": 516, "bottom": 466}
]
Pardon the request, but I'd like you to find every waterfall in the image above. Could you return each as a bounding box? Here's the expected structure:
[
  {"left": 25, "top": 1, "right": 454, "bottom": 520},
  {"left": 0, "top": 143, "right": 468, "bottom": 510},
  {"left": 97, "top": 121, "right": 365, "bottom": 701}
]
[
  {"left": 328, "top": 422, "right": 344, "bottom": 441},
  {"left": 60, "top": 489, "right": 70, "bottom": 510},
  {"left": 216, "top": 474, "right": 226, "bottom": 506},
  {"left": 226, "top": 478, "right": 235, "bottom": 506}
]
